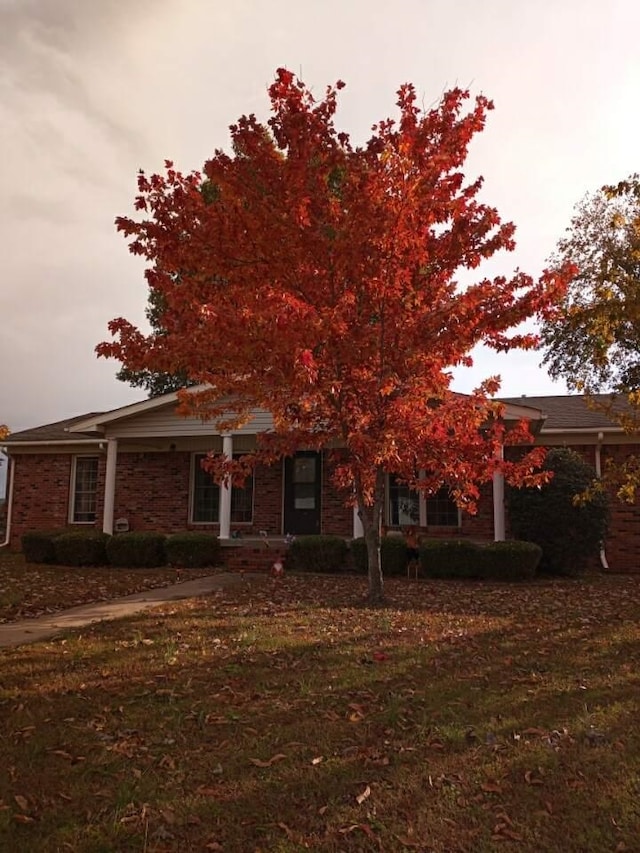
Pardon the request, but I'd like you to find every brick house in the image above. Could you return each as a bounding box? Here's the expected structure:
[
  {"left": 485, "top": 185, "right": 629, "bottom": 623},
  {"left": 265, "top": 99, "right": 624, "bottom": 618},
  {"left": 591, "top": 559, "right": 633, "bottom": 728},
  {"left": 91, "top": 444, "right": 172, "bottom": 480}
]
[{"left": 1, "top": 392, "right": 639, "bottom": 571}]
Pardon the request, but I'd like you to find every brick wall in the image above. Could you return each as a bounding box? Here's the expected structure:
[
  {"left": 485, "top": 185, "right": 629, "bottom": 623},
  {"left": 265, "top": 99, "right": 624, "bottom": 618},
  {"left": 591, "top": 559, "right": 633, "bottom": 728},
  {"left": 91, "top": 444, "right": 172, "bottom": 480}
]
[
  {"left": 114, "top": 451, "right": 191, "bottom": 532},
  {"left": 600, "top": 444, "right": 640, "bottom": 572},
  {"left": 8, "top": 443, "right": 640, "bottom": 572},
  {"left": 10, "top": 453, "right": 104, "bottom": 541},
  {"left": 252, "top": 462, "right": 283, "bottom": 535},
  {"left": 8, "top": 451, "right": 302, "bottom": 541},
  {"left": 321, "top": 451, "right": 353, "bottom": 536}
]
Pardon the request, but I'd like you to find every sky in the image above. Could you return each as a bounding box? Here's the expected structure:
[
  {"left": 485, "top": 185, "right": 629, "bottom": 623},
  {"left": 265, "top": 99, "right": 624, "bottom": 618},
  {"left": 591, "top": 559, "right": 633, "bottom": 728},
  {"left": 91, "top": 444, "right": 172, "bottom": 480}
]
[{"left": 1, "top": 0, "right": 639, "bottom": 442}]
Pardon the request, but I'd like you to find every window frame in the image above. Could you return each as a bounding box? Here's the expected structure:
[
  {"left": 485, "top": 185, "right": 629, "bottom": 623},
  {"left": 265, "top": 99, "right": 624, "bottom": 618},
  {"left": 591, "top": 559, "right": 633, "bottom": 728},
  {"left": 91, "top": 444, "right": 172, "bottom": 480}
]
[
  {"left": 387, "top": 474, "right": 461, "bottom": 529},
  {"left": 69, "top": 455, "right": 100, "bottom": 525},
  {"left": 190, "top": 453, "right": 255, "bottom": 525}
]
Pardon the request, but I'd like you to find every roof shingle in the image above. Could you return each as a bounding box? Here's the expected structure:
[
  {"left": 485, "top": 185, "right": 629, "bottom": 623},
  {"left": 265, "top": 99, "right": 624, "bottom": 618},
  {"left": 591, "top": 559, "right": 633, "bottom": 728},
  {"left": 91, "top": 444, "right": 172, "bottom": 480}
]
[
  {"left": 3, "top": 413, "right": 104, "bottom": 443},
  {"left": 499, "top": 394, "right": 629, "bottom": 431}
]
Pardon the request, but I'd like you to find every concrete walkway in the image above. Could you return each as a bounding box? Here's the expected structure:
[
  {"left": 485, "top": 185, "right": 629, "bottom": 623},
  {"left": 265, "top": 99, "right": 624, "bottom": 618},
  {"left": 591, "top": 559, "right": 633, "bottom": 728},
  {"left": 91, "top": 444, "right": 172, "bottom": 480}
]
[{"left": 0, "top": 572, "right": 262, "bottom": 649}]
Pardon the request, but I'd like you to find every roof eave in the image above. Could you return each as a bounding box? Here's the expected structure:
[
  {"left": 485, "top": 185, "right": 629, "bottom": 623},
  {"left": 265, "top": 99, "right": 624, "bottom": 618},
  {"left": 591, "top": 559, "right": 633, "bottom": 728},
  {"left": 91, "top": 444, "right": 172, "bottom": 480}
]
[
  {"left": 67, "top": 391, "right": 184, "bottom": 432},
  {"left": 541, "top": 426, "right": 623, "bottom": 434},
  {"left": 2, "top": 439, "right": 105, "bottom": 449}
]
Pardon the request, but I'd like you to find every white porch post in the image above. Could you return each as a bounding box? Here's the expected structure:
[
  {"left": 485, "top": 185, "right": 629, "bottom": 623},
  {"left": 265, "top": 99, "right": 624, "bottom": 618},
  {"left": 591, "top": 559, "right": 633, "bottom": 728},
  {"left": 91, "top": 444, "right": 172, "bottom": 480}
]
[
  {"left": 353, "top": 504, "right": 364, "bottom": 538},
  {"left": 102, "top": 438, "right": 118, "bottom": 535},
  {"left": 492, "top": 444, "right": 505, "bottom": 541},
  {"left": 219, "top": 433, "right": 233, "bottom": 540}
]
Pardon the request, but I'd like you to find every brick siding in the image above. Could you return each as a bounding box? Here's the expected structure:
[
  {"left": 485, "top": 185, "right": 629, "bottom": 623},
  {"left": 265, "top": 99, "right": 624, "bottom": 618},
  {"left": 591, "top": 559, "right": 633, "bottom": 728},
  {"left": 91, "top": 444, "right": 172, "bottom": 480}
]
[{"left": 7, "top": 444, "right": 640, "bottom": 572}]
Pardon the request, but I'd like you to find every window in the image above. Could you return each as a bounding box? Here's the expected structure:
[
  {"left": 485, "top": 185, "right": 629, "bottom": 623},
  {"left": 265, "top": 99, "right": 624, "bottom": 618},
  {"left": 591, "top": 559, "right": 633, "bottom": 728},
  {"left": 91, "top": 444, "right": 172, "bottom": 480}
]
[
  {"left": 388, "top": 476, "right": 459, "bottom": 527},
  {"left": 71, "top": 456, "right": 99, "bottom": 523},
  {"left": 192, "top": 454, "right": 254, "bottom": 524},
  {"left": 388, "top": 476, "right": 419, "bottom": 526},
  {"left": 426, "top": 486, "right": 459, "bottom": 527}
]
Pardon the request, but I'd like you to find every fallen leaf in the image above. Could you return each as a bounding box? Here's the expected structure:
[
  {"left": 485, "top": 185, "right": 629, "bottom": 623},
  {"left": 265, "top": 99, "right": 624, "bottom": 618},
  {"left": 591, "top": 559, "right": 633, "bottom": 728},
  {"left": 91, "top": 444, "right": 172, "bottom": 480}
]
[
  {"left": 14, "top": 795, "right": 29, "bottom": 811},
  {"left": 50, "top": 750, "right": 73, "bottom": 761},
  {"left": 278, "top": 822, "right": 296, "bottom": 840},
  {"left": 249, "top": 753, "right": 287, "bottom": 768},
  {"left": 339, "top": 823, "right": 378, "bottom": 841},
  {"left": 356, "top": 785, "right": 371, "bottom": 805},
  {"left": 196, "top": 787, "right": 218, "bottom": 797},
  {"left": 524, "top": 770, "right": 544, "bottom": 785}
]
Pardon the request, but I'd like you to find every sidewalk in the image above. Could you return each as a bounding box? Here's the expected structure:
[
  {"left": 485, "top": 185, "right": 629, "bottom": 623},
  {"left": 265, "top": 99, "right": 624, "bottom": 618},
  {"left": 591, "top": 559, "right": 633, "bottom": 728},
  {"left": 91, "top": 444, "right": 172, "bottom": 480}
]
[{"left": 0, "top": 572, "right": 263, "bottom": 649}]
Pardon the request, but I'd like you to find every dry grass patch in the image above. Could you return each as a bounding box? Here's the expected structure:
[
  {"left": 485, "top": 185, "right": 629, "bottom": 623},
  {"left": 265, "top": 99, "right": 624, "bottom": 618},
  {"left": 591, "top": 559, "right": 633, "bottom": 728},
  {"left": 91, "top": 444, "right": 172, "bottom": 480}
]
[
  {"left": 1, "top": 572, "right": 639, "bottom": 851},
  {"left": 0, "top": 551, "right": 216, "bottom": 623}
]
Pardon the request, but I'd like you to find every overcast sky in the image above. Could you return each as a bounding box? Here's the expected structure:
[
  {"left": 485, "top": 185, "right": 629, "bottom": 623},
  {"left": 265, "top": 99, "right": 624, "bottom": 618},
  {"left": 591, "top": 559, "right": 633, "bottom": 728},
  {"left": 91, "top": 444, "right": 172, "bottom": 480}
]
[{"left": 1, "top": 0, "right": 639, "bottom": 437}]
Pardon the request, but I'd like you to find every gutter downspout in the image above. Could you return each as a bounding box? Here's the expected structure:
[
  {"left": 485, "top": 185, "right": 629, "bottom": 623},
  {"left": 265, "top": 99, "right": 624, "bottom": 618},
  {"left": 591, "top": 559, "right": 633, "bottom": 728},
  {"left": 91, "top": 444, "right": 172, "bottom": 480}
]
[
  {"left": 594, "top": 433, "right": 609, "bottom": 570},
  {"left": 0, "top": 455, "right": 15, "bottom": 548}
]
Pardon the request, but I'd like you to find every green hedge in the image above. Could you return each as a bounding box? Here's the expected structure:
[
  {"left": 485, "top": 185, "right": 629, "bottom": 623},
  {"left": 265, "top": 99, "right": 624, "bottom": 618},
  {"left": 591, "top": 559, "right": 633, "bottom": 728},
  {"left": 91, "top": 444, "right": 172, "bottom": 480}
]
[
  {"left": 419, "top": 539, "right": 481, "bottom": 578},
  {"left": 21, "top": 530, "right": 62, "bottom": 564},
  {"left": 508, "top": 448, "right": 609, "bottom": 575},
  {"left": 287, "top": 535, "right": 349, "bottom": 573},
  {"left": 351, "top": 536, "right": 409, "bottom": 576},
  {"left": 165, "top": 532, "right": 221, "bottom": 568},
  {"left": 53, "top": 531, "right": 110, "bottom": 567},
  {"left": 106, "top": 532, "right": 167, "bottom": 568},
  {"left": 419, "top": 539, "right": 541, "bottom": 581},
  {"left": 475, "top": 540, "right": 542, "bottom": 581}
]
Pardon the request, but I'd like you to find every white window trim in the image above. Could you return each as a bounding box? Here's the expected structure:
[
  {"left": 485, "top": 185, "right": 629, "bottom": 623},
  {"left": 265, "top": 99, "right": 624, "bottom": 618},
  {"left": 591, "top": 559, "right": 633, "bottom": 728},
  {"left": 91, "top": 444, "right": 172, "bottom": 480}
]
[
  {"left": 68, "top": 455, "right": 99, "bottom": 525},
  {"left": 189, "top": 452, "right": 254, "bottom": 525}
]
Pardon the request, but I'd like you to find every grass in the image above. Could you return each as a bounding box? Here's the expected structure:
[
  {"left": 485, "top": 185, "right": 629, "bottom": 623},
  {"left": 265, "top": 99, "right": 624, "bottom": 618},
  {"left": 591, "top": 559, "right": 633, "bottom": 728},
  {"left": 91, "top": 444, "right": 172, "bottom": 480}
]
[
  {"left": 0, "top": 552, "right": 216, "bottom": 623},
  {"left": 0, "top": 561, "right": 639, "bottom": 851}
]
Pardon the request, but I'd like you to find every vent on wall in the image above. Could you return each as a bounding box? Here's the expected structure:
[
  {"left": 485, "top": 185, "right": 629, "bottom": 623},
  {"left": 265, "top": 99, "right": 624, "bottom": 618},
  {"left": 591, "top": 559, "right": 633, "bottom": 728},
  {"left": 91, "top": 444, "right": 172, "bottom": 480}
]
[{"left": 114, "top": 518, "right": 130, "bottom": 533}]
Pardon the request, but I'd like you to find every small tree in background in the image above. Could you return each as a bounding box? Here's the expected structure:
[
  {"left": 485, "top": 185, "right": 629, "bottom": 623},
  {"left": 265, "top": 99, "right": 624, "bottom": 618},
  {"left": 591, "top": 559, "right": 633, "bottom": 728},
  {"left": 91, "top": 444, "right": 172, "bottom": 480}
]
[
  {"left": 542, "top": 175, "right": 640, "bottom": 500},
  {"left": 508, "top": 448, "right": 609, "bottom": 575},
  {"left": 116, "top": 289, "right": 196, "bottom": 397},
  {"left": 98, "top": 69, "right": 572, "bottom": 602}
]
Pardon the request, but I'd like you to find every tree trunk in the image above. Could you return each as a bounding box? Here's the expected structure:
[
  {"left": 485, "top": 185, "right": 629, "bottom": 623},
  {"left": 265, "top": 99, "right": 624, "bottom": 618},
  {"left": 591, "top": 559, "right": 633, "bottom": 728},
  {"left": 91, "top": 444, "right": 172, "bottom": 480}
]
[{"left": 356, "top": 467, "right": 385, "bottom": 603}]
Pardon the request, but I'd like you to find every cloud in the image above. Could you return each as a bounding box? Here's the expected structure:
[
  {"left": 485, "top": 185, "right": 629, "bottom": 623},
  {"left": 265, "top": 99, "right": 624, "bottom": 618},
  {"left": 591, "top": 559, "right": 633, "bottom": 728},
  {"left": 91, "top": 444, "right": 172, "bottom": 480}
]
[{"left": 3, "top": 0, "right": 640, "bottom": 438}]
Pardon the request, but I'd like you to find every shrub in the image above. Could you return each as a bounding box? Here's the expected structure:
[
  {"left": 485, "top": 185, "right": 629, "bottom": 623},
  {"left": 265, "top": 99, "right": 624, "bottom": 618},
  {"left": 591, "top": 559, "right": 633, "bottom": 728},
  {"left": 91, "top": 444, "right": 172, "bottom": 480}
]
[
  {"left": 165, "top": 532, "right": 221, "bottom": 568},
  {"left": 419, "top": 539, "right": 481, "bottom": 578},
  {"left": 351, "top": 536, "right": 409, "bottom": 576},
  {"left": 21, "top": 530, "right": 62, "bottom": 564},
  {"left": 54, "top": 531, "right": 110, "bottom": 567},
  {"left": 287, "top": 535, "right": 349, "bottom": 573},
  {"left": 508, "top": 447, "right": 609, "bottom": 575},
  {"left": 106, "top": 532, "right": 167, "bottom": 568},
  {"left": 475, "top": 540, "right": 542, "bottom": 581}
]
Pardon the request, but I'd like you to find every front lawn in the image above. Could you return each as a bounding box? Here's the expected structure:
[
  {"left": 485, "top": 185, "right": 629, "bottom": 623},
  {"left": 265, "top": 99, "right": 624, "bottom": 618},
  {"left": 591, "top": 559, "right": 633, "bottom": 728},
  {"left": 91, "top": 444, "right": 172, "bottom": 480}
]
[
  {"left": 0, "top": 551, "right": 216, "bottom": 623},
  {"left": 1, "top": 572, "right": 639, "bottom": 851}
]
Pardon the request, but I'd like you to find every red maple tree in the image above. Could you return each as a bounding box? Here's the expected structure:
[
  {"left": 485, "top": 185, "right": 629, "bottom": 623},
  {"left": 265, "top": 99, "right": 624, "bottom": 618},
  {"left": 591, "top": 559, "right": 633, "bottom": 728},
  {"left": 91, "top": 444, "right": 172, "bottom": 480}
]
[{"left": 98, "top": 69, "right": 571, "bottom": 601}]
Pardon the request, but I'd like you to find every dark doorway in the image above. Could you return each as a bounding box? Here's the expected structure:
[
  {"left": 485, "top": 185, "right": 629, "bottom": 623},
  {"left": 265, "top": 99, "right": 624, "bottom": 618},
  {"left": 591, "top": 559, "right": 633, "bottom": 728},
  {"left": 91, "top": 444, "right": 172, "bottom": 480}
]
[{"left": 284, "top": 452, "right": 321, "bottom": 535}]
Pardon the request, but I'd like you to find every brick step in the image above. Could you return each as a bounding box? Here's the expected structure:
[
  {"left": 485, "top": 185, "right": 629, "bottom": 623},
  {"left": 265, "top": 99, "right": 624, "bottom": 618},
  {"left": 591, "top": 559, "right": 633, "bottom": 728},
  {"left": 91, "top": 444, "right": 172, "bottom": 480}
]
[{"left": 220, "top": 545, "right": 288, "bottom": 574}]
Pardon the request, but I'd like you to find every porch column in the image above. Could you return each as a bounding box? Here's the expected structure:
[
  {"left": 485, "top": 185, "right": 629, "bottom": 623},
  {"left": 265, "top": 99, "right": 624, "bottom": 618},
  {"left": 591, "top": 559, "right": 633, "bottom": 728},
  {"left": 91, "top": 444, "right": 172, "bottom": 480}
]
[
  {"left": 102, "top": 438, "right": 118, "bottom": 535},
  {"left": 353, "top": 504, "right": 364, "bottom": 538},
  {"left": 219, "top": 433, "right": 233, "bottom": 540},
  {"left": 492, "top": 444, "right": 505, "bottom": 541}
]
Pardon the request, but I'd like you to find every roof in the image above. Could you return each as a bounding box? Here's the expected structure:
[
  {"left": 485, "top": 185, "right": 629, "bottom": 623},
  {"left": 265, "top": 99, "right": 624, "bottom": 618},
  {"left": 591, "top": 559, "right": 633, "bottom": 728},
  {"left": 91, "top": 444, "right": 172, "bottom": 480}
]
[
  {"left": 499, "top": 394, "right": 629, "bottom": 431},
  {"left": 68, "top": 391, "right": 185, "bottom": 433},
  {"left": 2, "top": 394, "right": 631, "bottom": 448},
  {"left": 2, "top": 413, "right": 104, "bottom": 444}
]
